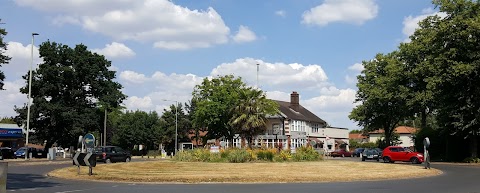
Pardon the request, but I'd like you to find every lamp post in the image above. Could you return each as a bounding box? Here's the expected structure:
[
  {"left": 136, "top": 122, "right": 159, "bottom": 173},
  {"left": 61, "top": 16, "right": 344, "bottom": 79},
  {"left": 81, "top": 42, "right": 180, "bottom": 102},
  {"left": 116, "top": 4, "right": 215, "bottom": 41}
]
[
  {"left": 26, "top": 32, "right": 39, "bottom": 160},
  {"left": 163, "top": 99, "right": 178, "bottom": 156}
]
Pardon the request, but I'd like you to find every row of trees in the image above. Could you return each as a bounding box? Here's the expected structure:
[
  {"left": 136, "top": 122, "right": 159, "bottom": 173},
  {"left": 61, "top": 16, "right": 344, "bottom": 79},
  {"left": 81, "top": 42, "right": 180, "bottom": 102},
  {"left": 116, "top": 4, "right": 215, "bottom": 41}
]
[
  {"left": 350, "top": 0, "right": 480, "bottom": 160},
  {"left": 0, "top": 22, "right": 278, "bottom": 151}
]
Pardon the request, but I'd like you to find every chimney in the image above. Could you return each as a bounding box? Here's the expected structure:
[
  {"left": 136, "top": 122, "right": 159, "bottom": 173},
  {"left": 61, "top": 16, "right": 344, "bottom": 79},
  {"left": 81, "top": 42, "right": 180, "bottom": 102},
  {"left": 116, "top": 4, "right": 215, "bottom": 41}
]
[{"left": 290, "top": 91, "right": 300, "bottom": 112}]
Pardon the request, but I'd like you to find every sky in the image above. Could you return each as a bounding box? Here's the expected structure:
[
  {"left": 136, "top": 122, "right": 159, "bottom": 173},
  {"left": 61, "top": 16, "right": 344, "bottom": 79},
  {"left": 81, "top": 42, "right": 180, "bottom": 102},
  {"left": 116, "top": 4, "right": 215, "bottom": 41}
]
[{"left": 0, "top": 0, "right": 443, "bottom": 130}]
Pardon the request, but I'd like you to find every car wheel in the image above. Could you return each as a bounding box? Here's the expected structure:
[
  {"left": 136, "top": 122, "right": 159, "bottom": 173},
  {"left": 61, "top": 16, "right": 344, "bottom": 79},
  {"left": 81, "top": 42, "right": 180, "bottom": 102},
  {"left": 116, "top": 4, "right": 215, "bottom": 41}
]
[
  {"left": 410, "top": 157, "right": 420, "bottom": 164},
  {"left": 376, "top": 158, "right": 380, "bottom": 162},
  {"left": 125, "top": 157, "right": 131, "bottom": 162},
  {"left": 105, "top": 158, "right": 112, "bottom": 164},
  {"left": 383, "top": 156, "right": 391, "bottom": 163},
  {"left": 362, "top": 157, "right": 365, "bottom": 161}
]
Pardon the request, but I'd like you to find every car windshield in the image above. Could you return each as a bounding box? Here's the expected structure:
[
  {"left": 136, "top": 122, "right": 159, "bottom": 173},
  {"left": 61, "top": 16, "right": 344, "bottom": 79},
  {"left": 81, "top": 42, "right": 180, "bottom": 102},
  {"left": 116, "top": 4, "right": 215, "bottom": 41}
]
[{"left": 16, "top": 148, "right": 26, "bottom": 152}]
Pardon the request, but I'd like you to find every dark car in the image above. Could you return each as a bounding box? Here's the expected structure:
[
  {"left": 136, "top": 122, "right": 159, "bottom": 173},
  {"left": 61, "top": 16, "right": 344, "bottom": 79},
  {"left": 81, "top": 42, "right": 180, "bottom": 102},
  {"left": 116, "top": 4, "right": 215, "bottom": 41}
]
[
  {"left": 0, "top": 147, "right": 15, "bottom": 159},
  {"left": 330, "top": 149, "right": 352, "bottom": 157},
  {"left": 14, "top": 147, "right": 38, "bottom": 159},
  {"left": 95, "top": 146, "right": 131, "bottom": 163},
  {"left": 352, "top": 148, "right": 365, "bottom": 157},
  {"left": 361, "top": 148, "right": 381, "bottom": 162},
  {"left": 382, "top": 146, "right": 424, "bottom": 164}
]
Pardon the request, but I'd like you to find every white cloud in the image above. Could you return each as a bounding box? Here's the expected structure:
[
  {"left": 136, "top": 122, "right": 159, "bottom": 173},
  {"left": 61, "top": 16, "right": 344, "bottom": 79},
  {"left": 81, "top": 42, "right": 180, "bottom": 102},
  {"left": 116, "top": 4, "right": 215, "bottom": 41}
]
[
  {"left": 0, "top": 80, "right": 26, "bottom": 117},
  {"left": 275, "top": 10, "right": 286, "bottom": 17},
  {"left": 91, "top": 42, "right": 136, "bottom": 59},
  {"left": 348, "top": 63, "right": 364, "bottom": 72},
  {"left": 124, "top": 96, "right": 153, "bottom": 110},
  {"left": 119, "top": 70, "right": 148, "bottom": 84},
  {"left": 15, "top": 0, "right": 231, "bottom": 50},
  {"left": 232, "top": 26, "right": 257, "bottom": 43},
  {"left": 4, "top": 41, "right": 42, "bottom": 78},
  {"left": 210, "top": 58, "right": 329, "bottom": 90},
  {"left": 402, "top": 8, "right": 447, "bottom": 42},
  {"left": 302, "top": 0, "right": 378, "bottom": 26}
]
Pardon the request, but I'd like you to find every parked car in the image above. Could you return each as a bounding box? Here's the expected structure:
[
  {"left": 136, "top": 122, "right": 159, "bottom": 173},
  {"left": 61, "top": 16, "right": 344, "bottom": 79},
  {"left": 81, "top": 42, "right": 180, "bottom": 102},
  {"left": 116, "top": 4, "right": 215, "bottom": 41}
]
[
  {"left": 374, "top": 148, "right": 383, "bottom": 156},
  {"left": 0, "top": 147, "right": 15, "bottom": 159},
  {"left": 361, "top": 148, "right": 381, "bottom": 162},
  {"left": 330, "top": 149, "right": 352, "bottom": 157},
  {"left": 14, "top": 147, "right": 38, "bottom": 158},
  {"left": 352, "top": 148, "right": 365, "bottom": 157},
  {"left": 94, "top": 146, "right": 131, "bottom": 163},
  {"left": 382, "top": 146, "right": 424, "bottom": 164}
]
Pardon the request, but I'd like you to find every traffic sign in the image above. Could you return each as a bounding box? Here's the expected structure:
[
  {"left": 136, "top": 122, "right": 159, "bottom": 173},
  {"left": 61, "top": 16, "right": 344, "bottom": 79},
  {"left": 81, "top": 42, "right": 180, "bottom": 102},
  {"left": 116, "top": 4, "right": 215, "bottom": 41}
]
[
  {"left": 73, "top": 152, "right": 96, "bottom": 167},
  {"left": 84, "top": 133, "right": 95, "bottom": 149}
]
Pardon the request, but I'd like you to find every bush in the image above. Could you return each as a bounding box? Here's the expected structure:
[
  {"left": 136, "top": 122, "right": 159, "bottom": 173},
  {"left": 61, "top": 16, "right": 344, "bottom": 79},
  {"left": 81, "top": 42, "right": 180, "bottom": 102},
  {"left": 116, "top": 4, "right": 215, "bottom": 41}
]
[
  {"left": 256, "top": 149, "right": 275, "bottom": 161},
  {"left": 463, "top": 157, "right": 480, "bottom": 163},
  {"left": 274, "top": 150, "right": 292, "bottom": 162},
  {"left": 227, "top": 148, "right": 252, "bottom": 163},
  {"left": 292, "top": 146, "right": 322, "bottom": 161}
]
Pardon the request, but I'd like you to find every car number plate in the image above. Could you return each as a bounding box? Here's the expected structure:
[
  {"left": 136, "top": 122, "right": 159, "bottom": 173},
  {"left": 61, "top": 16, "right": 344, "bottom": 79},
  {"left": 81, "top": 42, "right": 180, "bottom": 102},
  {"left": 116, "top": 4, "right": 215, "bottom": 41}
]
[{"left": 367, "top": 155, "right": 373, "bottom": 158}]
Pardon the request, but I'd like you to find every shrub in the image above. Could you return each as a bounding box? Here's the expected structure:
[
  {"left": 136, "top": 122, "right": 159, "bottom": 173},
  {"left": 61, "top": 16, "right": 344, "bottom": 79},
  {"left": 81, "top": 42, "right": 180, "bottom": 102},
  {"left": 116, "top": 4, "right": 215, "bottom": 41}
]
[
  {"left": 256, "top": 149, "right": 274, "bottom": 161},
  {"left": 292, "top": 146, "right": 322, "bottom": 161},
  {"left": 274, "top": 150, "right": 292, "bottom": 162},
  {"left": 227, "top": 148, "right": 252, "bottom": 163},
  {"left": 463, "top": 157, "right": 480, "bottom": 163}
]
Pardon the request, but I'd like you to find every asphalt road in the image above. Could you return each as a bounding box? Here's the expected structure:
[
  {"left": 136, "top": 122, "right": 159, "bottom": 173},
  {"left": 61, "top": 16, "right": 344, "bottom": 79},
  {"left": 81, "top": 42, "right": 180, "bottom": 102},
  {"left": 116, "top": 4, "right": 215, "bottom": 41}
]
[{"left": 5, "top": 159, "right": 480, "bottom": 193}]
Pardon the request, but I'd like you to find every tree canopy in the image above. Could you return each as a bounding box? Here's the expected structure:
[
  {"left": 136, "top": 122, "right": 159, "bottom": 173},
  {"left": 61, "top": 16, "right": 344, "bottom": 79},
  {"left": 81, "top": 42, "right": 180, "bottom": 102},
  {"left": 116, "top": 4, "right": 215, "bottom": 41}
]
[
  {"left": 15, "top": 41, "right": 125, "bottom": 148},
  {"left": 0, "top": 19, "right": 11, "bottom": 90}
]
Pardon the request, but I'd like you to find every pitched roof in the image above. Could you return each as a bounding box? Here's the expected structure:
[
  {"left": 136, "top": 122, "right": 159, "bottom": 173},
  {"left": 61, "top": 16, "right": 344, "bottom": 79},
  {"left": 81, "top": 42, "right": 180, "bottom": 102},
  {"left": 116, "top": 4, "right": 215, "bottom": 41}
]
[
  {"left": 273, "top": 100, "right": 326, "bottom": 124},
  {"left": 349, "top": 133, "right": 367, "bottom": 139},
  {"left": 369, "top": 126, "right": 418, "bottom": 134}
]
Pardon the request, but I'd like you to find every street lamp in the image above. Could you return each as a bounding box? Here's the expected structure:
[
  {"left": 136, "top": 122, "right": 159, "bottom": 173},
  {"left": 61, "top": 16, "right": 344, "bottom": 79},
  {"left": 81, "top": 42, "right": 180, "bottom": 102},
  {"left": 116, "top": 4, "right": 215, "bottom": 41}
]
[
  {"left": 163, "top": 99, "right": 178, "bottom": 156},
  {"left": 26, "top": 32, "right": 39, "bottom": 160}
]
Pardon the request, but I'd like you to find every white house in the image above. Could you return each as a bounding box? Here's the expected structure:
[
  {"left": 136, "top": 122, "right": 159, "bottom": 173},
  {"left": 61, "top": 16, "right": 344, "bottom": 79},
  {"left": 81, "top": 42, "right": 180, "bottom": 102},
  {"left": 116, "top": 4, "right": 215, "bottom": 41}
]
[{"left": 369, "top": 126, "right": 418, "bottom": 147}]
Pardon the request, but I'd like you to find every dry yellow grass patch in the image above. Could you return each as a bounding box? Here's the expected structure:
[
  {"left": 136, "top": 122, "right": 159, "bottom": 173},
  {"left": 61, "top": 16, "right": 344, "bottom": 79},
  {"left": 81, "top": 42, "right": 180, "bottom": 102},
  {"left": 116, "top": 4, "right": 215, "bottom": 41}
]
[{"left": 49, "top": 160, "right": 442, "bottom": 183}]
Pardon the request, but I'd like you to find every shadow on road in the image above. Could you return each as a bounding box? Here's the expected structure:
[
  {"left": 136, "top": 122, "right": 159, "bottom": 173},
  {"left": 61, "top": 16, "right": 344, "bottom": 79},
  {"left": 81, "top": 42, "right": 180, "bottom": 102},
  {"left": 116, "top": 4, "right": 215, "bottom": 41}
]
[{"left": 8, "top": 173, "right": 61, "bottom": 190}]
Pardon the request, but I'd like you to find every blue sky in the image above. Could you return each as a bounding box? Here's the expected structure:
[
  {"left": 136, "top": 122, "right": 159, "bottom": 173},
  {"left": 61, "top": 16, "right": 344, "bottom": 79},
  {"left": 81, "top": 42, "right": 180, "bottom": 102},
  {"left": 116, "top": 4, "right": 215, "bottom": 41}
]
[{"left": 0, "top": 0, "right": 443, "bottom": 129}]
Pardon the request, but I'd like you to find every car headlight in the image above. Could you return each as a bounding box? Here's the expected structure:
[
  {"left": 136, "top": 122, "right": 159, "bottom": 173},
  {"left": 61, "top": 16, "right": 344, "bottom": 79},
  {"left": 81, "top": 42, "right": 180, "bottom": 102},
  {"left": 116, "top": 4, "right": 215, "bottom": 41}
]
[{"left": 417, "top": 154, "right": 423, "bottom": 157}]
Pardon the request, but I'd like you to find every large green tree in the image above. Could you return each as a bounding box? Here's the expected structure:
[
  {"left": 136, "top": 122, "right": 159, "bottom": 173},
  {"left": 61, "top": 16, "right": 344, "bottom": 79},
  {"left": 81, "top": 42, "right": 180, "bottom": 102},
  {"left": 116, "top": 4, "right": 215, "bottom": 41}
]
[
  {"left": 429, "top": 0, "right": 480, "bottom": 157},
  {"left": 350, "top": 52, "right": 410, "bottom": 146},
  {"left": 15, "top": 41, "right": 125, "bottom": 148},
  {"left": 111, "top": 110, "right": 161, "bottom": 150},
  {"left": 230, "top": 88, "right": 278, "bottom": 148},
  {"left": 192, "top": 75, "right": 246, "bottom": 143},
  {"left": 157, "top": 103, "right": 191, "bottom": 152},
  {"left": 0, "top": 19, "right": 11, "bottom": 90}
]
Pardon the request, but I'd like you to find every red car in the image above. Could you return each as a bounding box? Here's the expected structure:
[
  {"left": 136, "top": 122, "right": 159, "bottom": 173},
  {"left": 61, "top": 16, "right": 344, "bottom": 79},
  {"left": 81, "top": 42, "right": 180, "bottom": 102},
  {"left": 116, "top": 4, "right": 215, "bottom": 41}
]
[
  {"left": 382, "top": 146, "right": 424, "bottom": 164},
  {"left": 330, "top": 149, "right": 352, "bottom": 157}
]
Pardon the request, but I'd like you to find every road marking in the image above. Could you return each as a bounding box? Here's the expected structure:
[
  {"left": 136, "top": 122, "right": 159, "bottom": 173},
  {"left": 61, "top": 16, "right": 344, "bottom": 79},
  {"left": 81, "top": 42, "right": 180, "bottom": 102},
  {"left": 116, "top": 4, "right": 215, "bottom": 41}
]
[{"left": 55, "top": 189, "right": 87, "bottom": 193}]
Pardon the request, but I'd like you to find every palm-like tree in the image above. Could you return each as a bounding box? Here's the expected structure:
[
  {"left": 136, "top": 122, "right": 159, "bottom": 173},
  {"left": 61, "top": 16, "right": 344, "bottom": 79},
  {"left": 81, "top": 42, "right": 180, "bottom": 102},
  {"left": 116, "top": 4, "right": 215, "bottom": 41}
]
[{"left": 230, "top": 88, "right": 278, "bottom": 148}]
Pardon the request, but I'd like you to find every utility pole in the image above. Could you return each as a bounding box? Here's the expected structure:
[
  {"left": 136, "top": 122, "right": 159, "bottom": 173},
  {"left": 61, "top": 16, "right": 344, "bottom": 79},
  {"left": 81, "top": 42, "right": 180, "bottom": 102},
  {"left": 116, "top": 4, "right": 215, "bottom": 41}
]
[{"left": 256, "top": 63, "right": 259, "bottom": 89}]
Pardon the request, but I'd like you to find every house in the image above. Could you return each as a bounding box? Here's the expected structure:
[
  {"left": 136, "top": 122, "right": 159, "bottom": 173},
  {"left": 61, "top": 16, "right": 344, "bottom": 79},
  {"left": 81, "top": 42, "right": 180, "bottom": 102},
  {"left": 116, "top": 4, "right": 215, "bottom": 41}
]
[
  {"left": 349, "top": 133, "right": 368, "bottom": 143},
  {"left": 368, "top": 126, "right": 418, "bottom": 147},
  {"left": 188, "top": 91, "right": 350, "bottom": 152},
  {"left": 228, "top": 91, "right": 349, "bottom": 152}
]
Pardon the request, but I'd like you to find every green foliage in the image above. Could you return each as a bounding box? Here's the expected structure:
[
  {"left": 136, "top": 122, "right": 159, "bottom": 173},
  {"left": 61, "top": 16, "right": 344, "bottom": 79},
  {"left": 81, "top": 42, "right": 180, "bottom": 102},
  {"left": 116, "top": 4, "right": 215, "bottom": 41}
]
[
  {"left": 156, "top": 103, "right": 191, "bottom": 152},
  {"left": 291, "top": 146, "right": 322, "bottom": 161},
  {"left": 274, "top": 150, "right": 292, "bottom": 162},
  {"left": 230, "top": 88, "right": 279, "bottom": 148},
  {"left": 14, "top": 41, "right": 125, "bottom": 148},
  {"left": 226, "top": 148, "right": 252, "bottom": 163},
  {"left": 463, "top": 157, "right": 480, "bottom": 163},
  {"left": 255, "top": 149, "right": 275, "bottom": 161},
  {"left": 350, "top": 52, "right": 410, "bottom": 146},
  {"left": 0, "top": 19, "right": 10, "bottom": 90},
  {"left": 349, "top": 130, "right": 362, "bottom": 134},
  {"left": 359, "top": 142, "right": 377, "bottom": 149},
  {"left": 111, "top": 110, "right": 161, "bottom": 150},
  {"left": 0, "top": 116, "right": 15, "bottom": 124}
]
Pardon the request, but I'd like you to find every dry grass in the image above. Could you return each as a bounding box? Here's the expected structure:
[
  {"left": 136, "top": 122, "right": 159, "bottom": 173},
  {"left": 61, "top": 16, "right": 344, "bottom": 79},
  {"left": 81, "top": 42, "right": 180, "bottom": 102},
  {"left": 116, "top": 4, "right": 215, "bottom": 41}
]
[{"left": 48, "top": 160, "right": 442, "bottom": 184}]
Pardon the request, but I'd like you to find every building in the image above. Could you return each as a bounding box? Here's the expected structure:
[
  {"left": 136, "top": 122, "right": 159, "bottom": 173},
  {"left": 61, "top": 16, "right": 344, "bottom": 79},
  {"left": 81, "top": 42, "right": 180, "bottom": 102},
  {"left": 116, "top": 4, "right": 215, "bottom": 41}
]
[
  {"left": 349, "top": 133, "right": 368, "bottom": 144},
  {"left": 216, "top": 91, "right": 349, "bottom": 152},
  {"left": 368, "top": 126, "right": 418, "bottom": 147},
  {"left": 0, "top": 124, "right": 24, "bottom": 149}
]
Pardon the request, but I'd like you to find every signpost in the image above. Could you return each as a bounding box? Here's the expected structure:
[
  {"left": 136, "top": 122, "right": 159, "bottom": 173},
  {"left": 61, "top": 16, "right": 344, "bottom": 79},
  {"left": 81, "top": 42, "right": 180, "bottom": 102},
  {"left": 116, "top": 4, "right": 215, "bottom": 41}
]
[
  {"left": 73, "top": 133, "right": 96, "bottom": 175},
  {"left": 423, "top": 137, "right": 431, "bottom": 169}
]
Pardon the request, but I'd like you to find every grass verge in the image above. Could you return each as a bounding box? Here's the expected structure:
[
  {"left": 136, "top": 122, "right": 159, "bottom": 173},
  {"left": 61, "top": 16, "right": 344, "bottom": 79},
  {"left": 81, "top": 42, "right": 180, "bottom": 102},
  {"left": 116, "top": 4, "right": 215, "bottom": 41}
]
[{"left": 49, "top": 160, "right": 442, "bottom": 184}]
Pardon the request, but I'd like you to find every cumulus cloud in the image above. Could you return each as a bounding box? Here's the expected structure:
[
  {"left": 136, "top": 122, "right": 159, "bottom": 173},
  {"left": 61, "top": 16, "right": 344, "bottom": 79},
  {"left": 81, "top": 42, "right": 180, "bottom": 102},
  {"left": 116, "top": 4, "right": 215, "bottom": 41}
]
[
  {"left": 275, "top": 10, "right": 286, "bottom": 17},
  {"left": 124, "top": 96, "right": 153, "bottom": 110},
  {"left": 402, "top": 8, "right": 447, "bottom": 42},
  {"left": 0, "top": 80, "right": 26, "bottom": 117},
  {"left": 15, "top": 0, "right": 231, "bottom": 50},
  {"left": 232, "top": 26, "right": 257, "bottom": 43},
  {"left": 119, "top": 70, "right": 149, "bottom": 84},
  {"left": 302, "top": 0, "right": 378, "bottom": 26},
  {"left": 345, "top": 63, "right": 364, "bottom": 85},
  {"left": 91, "top": 42, "right": 135, "bottom": 59},
  {"left": 4, "top": 41, "right": 41, "bottom": 78},
  {"left": 211, "top": 58, "right": 329, "bottom": 90},
  {"left": 348, "top": 63, "right": 364, "bottom": 72}
]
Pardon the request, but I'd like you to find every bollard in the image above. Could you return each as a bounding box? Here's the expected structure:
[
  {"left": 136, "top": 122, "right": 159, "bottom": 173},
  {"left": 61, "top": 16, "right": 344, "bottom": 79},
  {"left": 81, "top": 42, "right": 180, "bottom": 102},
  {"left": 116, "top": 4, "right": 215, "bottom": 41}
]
[{"left": 0, "top": 162, "right": 7, "bottom": 193}]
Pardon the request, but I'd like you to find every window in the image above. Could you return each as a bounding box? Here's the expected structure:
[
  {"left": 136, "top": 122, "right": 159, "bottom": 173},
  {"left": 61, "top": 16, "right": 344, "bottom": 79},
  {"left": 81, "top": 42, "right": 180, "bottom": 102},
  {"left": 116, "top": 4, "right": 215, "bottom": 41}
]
[{"left": 312, "top": 123, "right": 319, "bottom": 133}]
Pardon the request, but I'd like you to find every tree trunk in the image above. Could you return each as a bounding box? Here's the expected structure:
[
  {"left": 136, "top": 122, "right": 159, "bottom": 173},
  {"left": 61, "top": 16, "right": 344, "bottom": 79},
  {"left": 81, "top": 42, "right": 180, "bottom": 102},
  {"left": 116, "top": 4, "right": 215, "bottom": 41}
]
[
  {"left": 471, "top": 136, "right": 478, "bottom": 158},
  {"left": 385, "top": 128, "right": 392, "bottom": 147}
]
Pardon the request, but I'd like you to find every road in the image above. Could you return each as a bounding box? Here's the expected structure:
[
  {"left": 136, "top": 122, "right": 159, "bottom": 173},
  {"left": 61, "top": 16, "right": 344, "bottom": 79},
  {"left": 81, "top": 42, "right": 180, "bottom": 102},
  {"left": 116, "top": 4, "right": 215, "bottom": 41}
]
[{"left": 6, "top": 159, "right": 480, "bottom": 193}]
